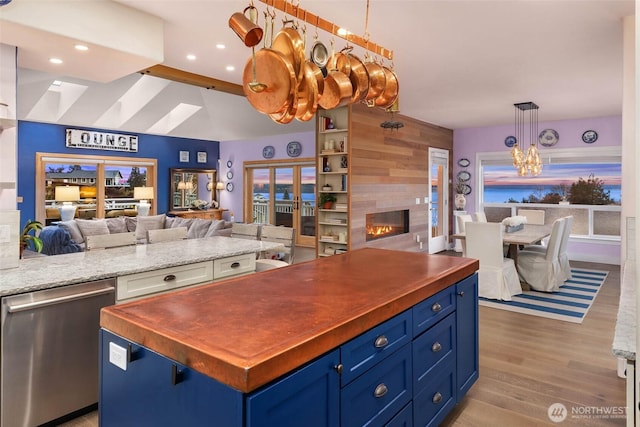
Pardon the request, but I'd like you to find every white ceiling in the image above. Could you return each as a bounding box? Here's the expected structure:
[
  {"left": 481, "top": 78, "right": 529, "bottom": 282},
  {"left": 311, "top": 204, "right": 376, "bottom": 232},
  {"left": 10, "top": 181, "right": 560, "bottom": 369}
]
[{"left": 2, "top": 0, "right": 635, "bottom": 142}]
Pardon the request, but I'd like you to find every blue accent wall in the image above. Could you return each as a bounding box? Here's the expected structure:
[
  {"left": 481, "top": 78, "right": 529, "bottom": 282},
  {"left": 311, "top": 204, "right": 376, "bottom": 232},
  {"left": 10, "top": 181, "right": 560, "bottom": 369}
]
[{"left": 17, "top": 121, "right": 220, "bottom": 227}]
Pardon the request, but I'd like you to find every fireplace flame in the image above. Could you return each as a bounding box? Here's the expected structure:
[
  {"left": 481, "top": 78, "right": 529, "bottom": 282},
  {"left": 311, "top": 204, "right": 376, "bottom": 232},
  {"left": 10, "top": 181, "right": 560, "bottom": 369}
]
[{"left": 367, "top": 225, "right": 394, "bottom": 236}]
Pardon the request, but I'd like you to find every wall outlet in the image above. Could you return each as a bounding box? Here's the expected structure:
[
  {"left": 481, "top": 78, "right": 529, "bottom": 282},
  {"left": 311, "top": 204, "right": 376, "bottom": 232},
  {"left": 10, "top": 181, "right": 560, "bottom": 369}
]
[
  {"left": 415, "top": 197, "right": 420, "bottom": 205},
  {"left": 109, "top": 342, "right": 128, "bottom": 371}
]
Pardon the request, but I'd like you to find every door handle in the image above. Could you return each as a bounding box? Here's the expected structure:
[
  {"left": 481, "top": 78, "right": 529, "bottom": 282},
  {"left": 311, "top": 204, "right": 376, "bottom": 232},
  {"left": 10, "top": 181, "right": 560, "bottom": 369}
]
[{"left": 6, "top": 286, "right": 115, "bottom": 313}]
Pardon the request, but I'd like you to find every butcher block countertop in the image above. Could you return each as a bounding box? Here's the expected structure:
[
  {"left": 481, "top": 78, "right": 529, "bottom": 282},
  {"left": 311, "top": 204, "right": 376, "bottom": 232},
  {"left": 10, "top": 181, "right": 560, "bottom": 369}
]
[{"left": 101, "top": 248, "right": 478, "bottom": 393}]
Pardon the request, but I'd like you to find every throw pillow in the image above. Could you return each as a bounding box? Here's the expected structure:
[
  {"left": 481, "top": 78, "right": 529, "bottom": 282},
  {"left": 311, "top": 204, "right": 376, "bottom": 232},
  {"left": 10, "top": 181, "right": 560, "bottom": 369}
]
[
  {"left": 205, "top": 219, "right": 226, "bottom": 237},
  {"left": 187, "top": 218, "right": 212, "bottom": 239},
  {"left": 57, "top": 220, "right": 84, "bottom": 244},
  {"left": 76, "top": 219, "right": 110, "bottom": 239},
  {"left": 125, "top": 216, "right": 138, "bottom": 233},
  {"left": 135, "top": 214, "right": 166, "bottom": 240},
  {"left": 171, "top": 217, "right": 193, "bottom": 230},
  {"left": 105, "top": 216, "right": 127, "bottom": 234}
]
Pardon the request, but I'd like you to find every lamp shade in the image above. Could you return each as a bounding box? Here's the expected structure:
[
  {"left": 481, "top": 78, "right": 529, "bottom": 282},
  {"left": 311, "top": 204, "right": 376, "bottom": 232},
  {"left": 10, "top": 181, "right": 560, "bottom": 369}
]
[
  {"left": 55, "top": 185, "right": 80, "bottom": 202},
  {"left": 134, "top": 187, "right": 154, "bottom": 200},
  {"left": 215, "top": 182, "right": 225, "bottom": 190}
]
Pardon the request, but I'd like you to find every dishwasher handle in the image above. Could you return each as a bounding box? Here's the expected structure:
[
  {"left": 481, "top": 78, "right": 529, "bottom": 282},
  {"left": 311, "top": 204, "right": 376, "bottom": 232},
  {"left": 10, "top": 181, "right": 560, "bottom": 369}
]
[{"left": 7, "top": 286, "right": 115, "bottom": 313}]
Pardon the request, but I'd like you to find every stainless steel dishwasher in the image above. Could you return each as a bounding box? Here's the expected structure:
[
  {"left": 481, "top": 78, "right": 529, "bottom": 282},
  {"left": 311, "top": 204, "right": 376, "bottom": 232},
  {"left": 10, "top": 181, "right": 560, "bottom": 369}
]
[{"left": 1, "top": 278, "right": 115, "bottom": 427}]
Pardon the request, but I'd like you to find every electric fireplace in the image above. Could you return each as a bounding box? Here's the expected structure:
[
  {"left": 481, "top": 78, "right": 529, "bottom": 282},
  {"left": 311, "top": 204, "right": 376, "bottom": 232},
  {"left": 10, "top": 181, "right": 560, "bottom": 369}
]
[{"left": 366, "top": 210, "right": 409, "bottom": 241}]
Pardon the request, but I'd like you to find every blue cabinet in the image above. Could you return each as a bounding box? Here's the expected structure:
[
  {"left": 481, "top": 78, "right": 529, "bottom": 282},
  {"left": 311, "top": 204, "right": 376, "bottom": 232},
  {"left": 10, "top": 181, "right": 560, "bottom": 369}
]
[{"left": 99, "top": 274, "right": 478, "bottom": 426}]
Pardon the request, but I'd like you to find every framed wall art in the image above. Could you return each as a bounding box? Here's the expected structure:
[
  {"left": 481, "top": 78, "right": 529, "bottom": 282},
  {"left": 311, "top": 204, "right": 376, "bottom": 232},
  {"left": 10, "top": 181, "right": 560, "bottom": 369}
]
[
  {"left": 197, "top": 151, "right": 207, "bottom": 163},
  {"left": 179, "top": 151, "right": 189, "bottom": 163}
]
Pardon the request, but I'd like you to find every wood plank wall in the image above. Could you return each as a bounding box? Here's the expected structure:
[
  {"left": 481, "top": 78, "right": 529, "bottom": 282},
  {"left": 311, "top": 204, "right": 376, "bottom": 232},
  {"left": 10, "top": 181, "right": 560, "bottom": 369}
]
[{"left": 349, "top": 103, "right": 453, "bottom": 252}]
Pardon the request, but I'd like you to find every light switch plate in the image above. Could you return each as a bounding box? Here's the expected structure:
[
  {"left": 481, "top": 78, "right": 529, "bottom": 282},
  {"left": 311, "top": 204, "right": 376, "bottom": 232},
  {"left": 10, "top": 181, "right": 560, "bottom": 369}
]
[
  {"left": 109, "top": 342, "right": 127, "bottom": 371},
  {"left": 424, "top": 196, "right": 429, "bottom": 203},
  {"left": 415, "top": 198, "right": 420, "bottom": 205}
]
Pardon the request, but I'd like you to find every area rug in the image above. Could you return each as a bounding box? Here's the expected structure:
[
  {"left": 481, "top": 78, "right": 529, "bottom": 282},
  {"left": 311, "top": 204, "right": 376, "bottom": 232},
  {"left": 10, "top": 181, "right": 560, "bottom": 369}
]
[{"left": 478, "top": 268, "right": 608, "bottom": 323}]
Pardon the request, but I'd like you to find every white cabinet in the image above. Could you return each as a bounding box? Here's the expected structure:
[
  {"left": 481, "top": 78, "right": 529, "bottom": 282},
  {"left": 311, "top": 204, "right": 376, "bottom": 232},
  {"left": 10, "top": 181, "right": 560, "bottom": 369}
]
[{"left": 317, "top": 107, "right": 349, "bottom": 257}]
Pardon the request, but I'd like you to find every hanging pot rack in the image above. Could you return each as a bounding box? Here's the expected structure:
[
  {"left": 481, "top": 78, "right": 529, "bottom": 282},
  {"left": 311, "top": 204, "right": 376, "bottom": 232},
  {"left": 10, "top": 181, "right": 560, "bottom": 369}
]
[{"left": 257, "top": 0, "right": 393, "bottom": 60}]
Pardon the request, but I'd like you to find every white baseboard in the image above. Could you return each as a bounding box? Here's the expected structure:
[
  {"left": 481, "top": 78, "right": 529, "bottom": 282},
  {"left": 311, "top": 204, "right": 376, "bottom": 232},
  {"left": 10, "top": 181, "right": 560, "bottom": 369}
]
[{"left": 569, "top": 252, "right": 620, "bottom": 266}]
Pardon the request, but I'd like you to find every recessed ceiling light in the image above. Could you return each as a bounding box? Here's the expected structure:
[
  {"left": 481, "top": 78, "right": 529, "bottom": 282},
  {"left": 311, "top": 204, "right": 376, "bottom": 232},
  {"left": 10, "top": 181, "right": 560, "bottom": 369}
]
[
  {"left": 186, "top": 54, "right": 196, "bottom": 61},
  {"left": 52, "top": 80, "right": 62, "bottom": 86},
  {"left": 216, "top": 44, "right": 226, "bottom": 49},
  {"left": 226, "top": 65, "right": 235, "bottom": 72},
  {"left": 74, "top": 44, "right": 89, "bottom": 51},
  {"left": 49, "top": 58, "right": 63, "bottom": 64}
]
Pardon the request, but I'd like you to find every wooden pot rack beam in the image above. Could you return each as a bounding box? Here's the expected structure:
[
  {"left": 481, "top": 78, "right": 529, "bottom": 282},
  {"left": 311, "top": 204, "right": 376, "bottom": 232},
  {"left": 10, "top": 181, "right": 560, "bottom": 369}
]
[{"left": 257, "top": 0, "right": 393, "bottom": 61}]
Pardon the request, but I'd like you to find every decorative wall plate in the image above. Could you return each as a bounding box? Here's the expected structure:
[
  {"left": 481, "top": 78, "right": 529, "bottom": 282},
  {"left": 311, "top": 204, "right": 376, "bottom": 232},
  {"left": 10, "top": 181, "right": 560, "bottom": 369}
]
[
  {"left": 504, "top": 136, "right": 517, "bottom": 148},
  {"left": 457, "top": 158, "right": 470, "bottom": 167},
  {"left": 538, "top": 129, "right": 559, "bottom": 147},
  {"left": 457, "top": 171, "right": 471, "bottom": 182},
  {"left": 582, "top": 130, "right": 598, "bottom": 144},
  {"left": 462, "top": 184, "right": 472, "bottom": 196},
  {"left": 226, "top": 182, "right": 234, "bottom": 192},
  {"left": 226, "top": 160, "right": 233, "bottom": 168},
  {"left": 226, "top": 171, "right": 234, "bottom": 179},
  {"left": 262, "top": 145, "right": 275, "bottom": 159},
  {"left": 287, "top": 141, "right": 302, "bottom": 157}
]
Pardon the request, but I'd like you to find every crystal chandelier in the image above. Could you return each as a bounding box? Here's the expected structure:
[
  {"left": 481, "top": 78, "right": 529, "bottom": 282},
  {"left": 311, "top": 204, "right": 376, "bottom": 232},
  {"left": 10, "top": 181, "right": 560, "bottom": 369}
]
[{"left": 511, "top": 102, "right": 542, "bottom": 176}]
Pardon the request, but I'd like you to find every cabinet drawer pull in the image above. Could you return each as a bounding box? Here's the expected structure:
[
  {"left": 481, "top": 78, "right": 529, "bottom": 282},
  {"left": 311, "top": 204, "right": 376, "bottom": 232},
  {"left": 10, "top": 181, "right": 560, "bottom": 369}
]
[
  {"left": 374, "top": 335, "right": 389, "bottom": 348},
  {"left": 334, "top": 364, "right": 343, "bottom": 374},
  {"left": 458, "top": 291, "right": 465, "bottom": 297},
  {"left": 171, "top": 364, "right": 184, "bottom": 386},
  {"left": 230, "top": 262, "right": 241, "bottom": 268},
  {"left": 431, "top": 342, "right": 442, "bottom": 353},
  {"left": 432, "top": 392, "right": 443, "bottom": 404},
  {"left": 374, "top": 383, "right": 388, "bottom": 398},
  {"left": 164, "top": 274, "right": 177, "bottom": 282},
  {"left": 431, "top": 302, "right": 442, "bottom": 313}
]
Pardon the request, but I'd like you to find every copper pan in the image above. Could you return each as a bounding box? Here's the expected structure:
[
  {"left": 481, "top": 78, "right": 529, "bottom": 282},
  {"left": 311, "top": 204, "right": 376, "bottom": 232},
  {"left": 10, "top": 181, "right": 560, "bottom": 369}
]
[
  {"left": 318, "top": 69, "right": 352, "bottom": 110},
  {"left": 327, "top": 50, "right": 351, "bottom": 76},
  {"left": 308, "top": 58, "right": 324, "bottom": 100},
  {"left": 269, "top": 93, "right": 297, "bottom": 124},
  {"left": 347, "top": 54, "right": 370, "bottom": 103},
  {"left": 296, "top": 61, "right": 319, "bottom": 122},
  {"left": 272, "top": 26, "right": 306, "bottom": 83},
  {"left": 364, "top": 61, "right": 386, "bottom": 102},
  {"left": 243, "top": 48, "right": 296, "bottom": 114},
  {"left": 375, "top": 66, "right": 399, "bottom": 109}
]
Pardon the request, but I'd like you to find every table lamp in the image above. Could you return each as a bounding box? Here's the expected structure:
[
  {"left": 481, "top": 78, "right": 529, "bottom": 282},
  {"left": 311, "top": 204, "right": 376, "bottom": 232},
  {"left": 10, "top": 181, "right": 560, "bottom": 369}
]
[
  {"left": 215, "top": 182, "right": 225, "bottom": 207},
  {"left": 134, "top": 186, "right": 154, "bottom": 216},
  {"left": 55, "top": 185, "right": 80, "bottom": 221}
]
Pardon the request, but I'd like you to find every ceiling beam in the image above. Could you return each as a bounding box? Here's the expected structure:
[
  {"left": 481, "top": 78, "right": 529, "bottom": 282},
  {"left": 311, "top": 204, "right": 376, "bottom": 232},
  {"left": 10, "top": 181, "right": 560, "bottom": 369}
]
[{"left": 139, "top": 65, "right": 245, "bottom": 97}]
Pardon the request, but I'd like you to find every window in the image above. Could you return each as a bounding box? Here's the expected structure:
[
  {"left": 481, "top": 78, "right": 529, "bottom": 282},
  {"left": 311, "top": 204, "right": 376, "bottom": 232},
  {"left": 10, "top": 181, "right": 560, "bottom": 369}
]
[
  {"left": 477, "top": 147, "right": 621, "bottom": 240},
  {"left": 36, "top": 153, "right": 157, "bottom": 224}
]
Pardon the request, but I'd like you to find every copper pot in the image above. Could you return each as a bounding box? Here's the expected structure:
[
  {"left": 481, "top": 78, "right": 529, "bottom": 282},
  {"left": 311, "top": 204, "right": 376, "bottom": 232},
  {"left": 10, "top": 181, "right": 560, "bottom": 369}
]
[
  {"left": 375, "top": 66, "right": 399, "bottom": 109},
  {"left": 295, "top": 61, "right": 319, "bottom": 122},
  {"left": 228, "top": 6, "right": 263, "bottom": 48},
  {"left": 319, "top": 69, "right": 352, "bottom": 110},
  {"left": 243, "top": 48, "right": 296, "bottom": 114},
  {"left": 364, "top": 61, "right": 386, "bottom": 102},
  {"left": 347, "top": 54, "right": 370, "bottom": 103}
]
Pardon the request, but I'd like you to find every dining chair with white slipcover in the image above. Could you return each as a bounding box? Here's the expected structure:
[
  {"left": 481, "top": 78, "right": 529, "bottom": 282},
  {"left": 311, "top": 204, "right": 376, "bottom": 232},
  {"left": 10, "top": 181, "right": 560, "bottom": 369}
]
[
  {"left": 465, "top": 222, "right": 522, "bottom": 300},
  {"left": 474, "top": 211, "right": 487, "bottom": 222},
  {"left": 456, "top": 214, "right": 474, "bottom": 256},
  {"left": 255, "top": 225, "right": 295, "bottom": 272},
  {"left": 516, "top": 218, "right": 565, "bottom": 292},
  {"left": 523, "top": 215, "right": 573, "bottom": 282}
]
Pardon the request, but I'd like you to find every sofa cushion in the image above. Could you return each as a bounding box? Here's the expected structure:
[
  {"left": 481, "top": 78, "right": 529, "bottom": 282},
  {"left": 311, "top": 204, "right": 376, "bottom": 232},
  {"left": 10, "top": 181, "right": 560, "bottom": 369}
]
[
  {"left": 187, "top": 218, "right": 212, "bottom": 239},
  {"left": 135, "top": 214, "right": 166, "bottom": 240},
  {"left": 76, "top": 219, "right": 110, "bottom": 240},
  {"left": 168, "top": 216, "right": 194, "bottom": 230},
  {"left": 57, "top": 220, "right": 84, "bottom": 244},
  {"left": 105, "top": 216, "right": 128, "bottom": 234},
  {"left": 205, "top": 219, "right": 226, "bottom": 237}
]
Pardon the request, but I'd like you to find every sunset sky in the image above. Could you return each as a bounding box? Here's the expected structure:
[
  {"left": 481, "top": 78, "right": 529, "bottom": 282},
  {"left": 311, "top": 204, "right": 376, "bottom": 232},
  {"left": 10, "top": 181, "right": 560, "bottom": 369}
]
[{"left": 483, "top": 163, "right": 621, "bottom": 186}]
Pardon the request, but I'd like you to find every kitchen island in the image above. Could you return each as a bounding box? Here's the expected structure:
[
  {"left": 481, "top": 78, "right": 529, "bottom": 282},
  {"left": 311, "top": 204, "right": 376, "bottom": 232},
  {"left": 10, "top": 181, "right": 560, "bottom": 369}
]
[{"left": 100, "top": 248, "right": 479, "bottom": 426}]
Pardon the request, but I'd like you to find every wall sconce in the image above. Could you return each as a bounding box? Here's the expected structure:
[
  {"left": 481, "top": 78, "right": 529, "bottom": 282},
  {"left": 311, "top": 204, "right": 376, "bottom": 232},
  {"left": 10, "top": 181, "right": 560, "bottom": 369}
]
[
  {"left": 55, "top": 185, "right": 80, "bottom": 221},
  {"left": 134, "top": 186, "right": 154, "bottom": 216}
]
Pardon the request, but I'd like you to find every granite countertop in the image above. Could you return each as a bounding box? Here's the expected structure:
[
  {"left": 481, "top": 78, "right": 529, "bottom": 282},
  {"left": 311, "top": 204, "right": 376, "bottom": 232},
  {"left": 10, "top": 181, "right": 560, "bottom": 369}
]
[
  {"left": 101, "top": 248, "right": 479, "bottom": 393},
  {"left": 0, "top": 237, "right": 282, "bottom": 297},
  {"left": 613, "top": 260, "right": 636, "bottom": 360}
]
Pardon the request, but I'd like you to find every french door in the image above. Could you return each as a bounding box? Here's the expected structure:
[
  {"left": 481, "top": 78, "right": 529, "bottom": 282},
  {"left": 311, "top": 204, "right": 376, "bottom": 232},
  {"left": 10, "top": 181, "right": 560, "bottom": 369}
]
[
  {"left": 245, "top": 159, "right": 316, "bottom": 247},
  {"left": 428, "top": 148, "right": 450, "bottom": 253}
]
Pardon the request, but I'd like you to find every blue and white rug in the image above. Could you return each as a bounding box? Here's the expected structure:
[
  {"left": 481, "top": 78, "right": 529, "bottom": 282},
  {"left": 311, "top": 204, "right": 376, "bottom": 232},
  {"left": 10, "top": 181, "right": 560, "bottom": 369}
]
[{"left": 478, "top": 268, "right": 608, "bottom": 323}]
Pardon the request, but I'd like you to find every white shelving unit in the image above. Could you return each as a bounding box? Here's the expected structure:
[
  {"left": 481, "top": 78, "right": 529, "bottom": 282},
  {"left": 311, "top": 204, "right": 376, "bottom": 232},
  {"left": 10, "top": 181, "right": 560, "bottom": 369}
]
[{"left": 316, "top": 107, "right": 349, "bottom": 257}]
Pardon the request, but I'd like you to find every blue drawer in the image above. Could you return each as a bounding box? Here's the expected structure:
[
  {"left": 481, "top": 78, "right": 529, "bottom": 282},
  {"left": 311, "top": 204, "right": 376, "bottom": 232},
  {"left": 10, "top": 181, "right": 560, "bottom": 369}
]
[
  {"left": 413, "top": 286, "right": 455, "bottom": 337},
  {"left": 413, "top": 312, "right": 456, "bottom": 394},
  {"left": 385, "top": 402, "right": 412, "bottom": 427},
  {"left": 341, "top": 344, "right": 412, "bottom": 427},
  {"left": 413, "top": 366, "right": 456, "bottom": 427},
  {"left": 340, "top": 309, "right": 412, "bottom": 386}
]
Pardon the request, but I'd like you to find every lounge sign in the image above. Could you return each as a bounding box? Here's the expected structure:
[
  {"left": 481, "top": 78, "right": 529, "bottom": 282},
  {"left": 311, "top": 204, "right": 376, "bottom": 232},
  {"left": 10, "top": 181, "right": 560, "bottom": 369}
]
[{"left": 66, "top": 129, "right": 138, "bottom": 153}]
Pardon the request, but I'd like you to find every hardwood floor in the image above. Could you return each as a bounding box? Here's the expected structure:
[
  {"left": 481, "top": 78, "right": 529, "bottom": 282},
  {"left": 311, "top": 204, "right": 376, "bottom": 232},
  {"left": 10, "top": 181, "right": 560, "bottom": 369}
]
[{"left": 60, "top": 255, "right": 626, "bottom": 426}]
